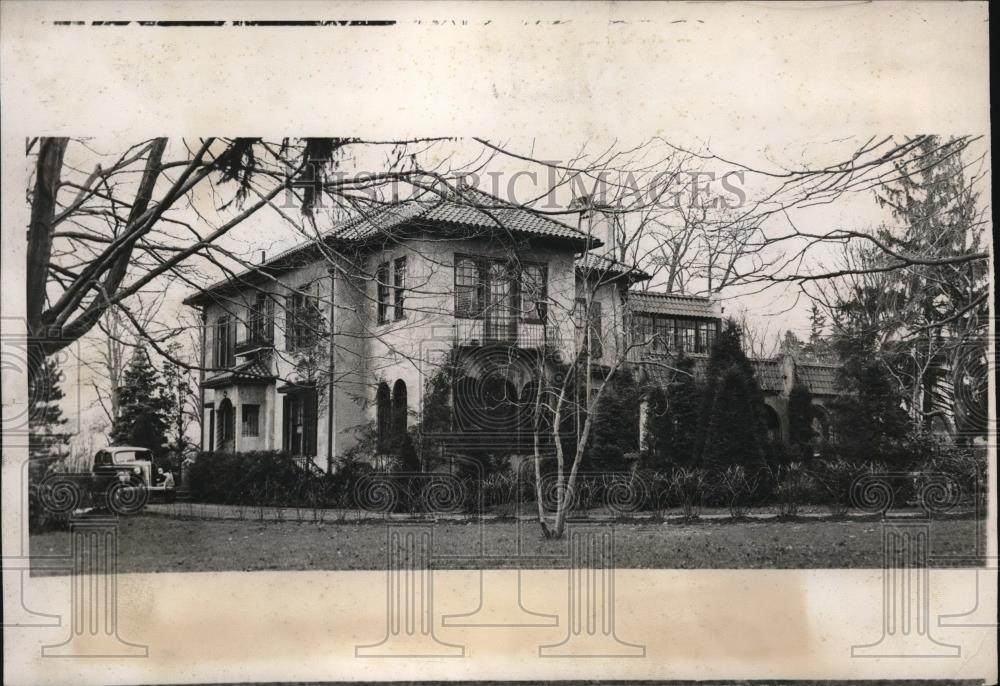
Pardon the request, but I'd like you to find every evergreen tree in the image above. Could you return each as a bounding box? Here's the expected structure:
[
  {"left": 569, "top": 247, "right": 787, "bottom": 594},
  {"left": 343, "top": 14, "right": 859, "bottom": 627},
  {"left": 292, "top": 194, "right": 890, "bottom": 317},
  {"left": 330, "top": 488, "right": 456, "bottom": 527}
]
[
  {"left": 161, "top": 344, "right": 196, "bottom": 467},
  {"left": 828, "top": 334, "right": 912, "bottom": 467},
  {"left": 787, "top": 375, "right": 815, "bottom": 460},
  {"left": 695, "top": 319, "right": 768, "bottom": 467},
  {"left": 808, "top": 304, "right": 827, "bottom": 344},
  {"left": 28, "top": 356, "right": 71, "bottom": 465},
  {"left": 667, "top": 352, "right": 701, "bottom": 467},
  {"left": 873, "top": 136, "right": 988, "bottom": 435},
  {"left": 642, "top": 384, "right": 670, "bottom": 465},
  {"left": 586, "top": 367, "right": 640, "bottom": 471},
  {"left": 800, "top": 304, "right": 833, "bottom": 362},
  {"left": 110, "top": 346, "right": 173, "bottom": 458},
  {"left": 700, "top": 365, "right": 767, "bottom": 468},
  {"left": 28, "top": 355, "right": 73, "bottom": 532},
  {"left": 643, "top": 353, "right": 702, "bottom": 469}
]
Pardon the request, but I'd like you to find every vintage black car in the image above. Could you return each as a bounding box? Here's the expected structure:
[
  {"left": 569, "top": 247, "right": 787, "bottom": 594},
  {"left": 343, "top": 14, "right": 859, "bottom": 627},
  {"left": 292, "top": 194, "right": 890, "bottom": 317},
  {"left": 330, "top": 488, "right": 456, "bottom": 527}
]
[{"left": 92, "top": 446, "right": 176, "bottom": 510}]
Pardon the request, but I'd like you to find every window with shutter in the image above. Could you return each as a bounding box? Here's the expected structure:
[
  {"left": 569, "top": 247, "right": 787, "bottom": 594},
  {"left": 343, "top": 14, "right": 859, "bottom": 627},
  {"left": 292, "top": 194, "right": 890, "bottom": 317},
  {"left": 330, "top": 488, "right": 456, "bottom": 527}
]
[
  {"left": 393, "top": 257, "right": 406, "bottom": 321},
  {"left": 376, "top": 262, "right": 390, "bottom": 324},
  {"left": 454, "top": 256, "right": 481, "bottom": 318},
  {"left": 214, "top": 315, "right": 236, "bottom": 368},
  {"left": 519, "top": 263, "right": 548, "bottom": 323}
]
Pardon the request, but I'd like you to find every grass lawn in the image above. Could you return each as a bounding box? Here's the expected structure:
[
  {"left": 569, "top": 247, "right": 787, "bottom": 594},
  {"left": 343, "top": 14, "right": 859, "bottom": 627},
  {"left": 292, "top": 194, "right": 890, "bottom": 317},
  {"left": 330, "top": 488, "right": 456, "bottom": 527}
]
[{"left": 29, "top": 513, "right": 986, "bottom": 575}]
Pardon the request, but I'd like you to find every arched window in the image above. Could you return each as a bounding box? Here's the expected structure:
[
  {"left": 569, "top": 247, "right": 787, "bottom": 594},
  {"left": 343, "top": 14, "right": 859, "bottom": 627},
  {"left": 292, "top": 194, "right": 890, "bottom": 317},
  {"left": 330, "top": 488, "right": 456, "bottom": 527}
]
[
  {"left": 392, "top": 379, "right": 408, "bottom": 448},
  {"left": 376, "top": 382, "right": 392, "bottom": 452},
  {"left": 763, "top": 404, "right": 782, "bottom": 443}
]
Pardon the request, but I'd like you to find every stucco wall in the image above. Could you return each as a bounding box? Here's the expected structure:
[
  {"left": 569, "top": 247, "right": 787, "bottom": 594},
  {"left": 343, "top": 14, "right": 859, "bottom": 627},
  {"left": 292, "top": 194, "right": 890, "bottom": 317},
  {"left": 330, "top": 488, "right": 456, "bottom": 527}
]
[{"left": 194, "top": 232, "right": 621, "bottom": 464}]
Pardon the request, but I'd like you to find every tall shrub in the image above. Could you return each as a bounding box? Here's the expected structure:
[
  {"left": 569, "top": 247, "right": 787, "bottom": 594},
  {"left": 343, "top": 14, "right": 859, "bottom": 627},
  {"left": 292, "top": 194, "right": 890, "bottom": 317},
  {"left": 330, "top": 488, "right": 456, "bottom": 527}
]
[
  {"left": 787, "top": 375, "right": 815, "bottom": 461},
  {"left": 828, "top": 335, "right": 911, "bottom": 467},
  {"left": 694, "top": 320, "right": 768, "bottom": 468},
  {"left": 111, "top": 346, "right": 173, "bottom": 459},
  {"left": 586, "top": 367, "right": 640, "bottom": 471}
]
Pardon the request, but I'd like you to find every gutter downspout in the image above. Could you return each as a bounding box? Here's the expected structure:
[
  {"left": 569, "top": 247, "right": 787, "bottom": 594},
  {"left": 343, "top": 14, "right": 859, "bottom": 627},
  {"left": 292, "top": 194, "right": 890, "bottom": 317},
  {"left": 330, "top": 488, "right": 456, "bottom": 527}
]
[
  {"left": 327, "top": 268, "right": 336, "bottom": 475},
  {"left": 199, "top": 306, "right": 206, "bottom": 451}
]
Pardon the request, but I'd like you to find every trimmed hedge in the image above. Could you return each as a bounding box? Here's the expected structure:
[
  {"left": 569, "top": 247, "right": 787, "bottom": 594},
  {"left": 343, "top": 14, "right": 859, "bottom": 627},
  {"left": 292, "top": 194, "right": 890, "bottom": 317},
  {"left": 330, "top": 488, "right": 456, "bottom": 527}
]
[{"left": 185, "top": 444, "right": 986, "bottom": 518}]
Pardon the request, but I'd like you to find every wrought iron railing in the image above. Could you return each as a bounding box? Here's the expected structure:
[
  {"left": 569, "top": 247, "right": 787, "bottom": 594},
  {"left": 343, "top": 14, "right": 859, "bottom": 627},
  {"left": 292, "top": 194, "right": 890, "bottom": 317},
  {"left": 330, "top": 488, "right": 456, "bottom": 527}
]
[{"left": 453, "top": 318, "right": 555, "bottom": 349}]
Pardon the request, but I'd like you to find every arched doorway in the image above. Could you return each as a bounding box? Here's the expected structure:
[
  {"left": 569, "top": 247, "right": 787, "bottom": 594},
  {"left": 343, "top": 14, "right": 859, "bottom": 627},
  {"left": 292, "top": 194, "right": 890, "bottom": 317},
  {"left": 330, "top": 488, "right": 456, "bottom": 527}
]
[{"left": 217, "top": 397, "right": 235, "bottom": 453}]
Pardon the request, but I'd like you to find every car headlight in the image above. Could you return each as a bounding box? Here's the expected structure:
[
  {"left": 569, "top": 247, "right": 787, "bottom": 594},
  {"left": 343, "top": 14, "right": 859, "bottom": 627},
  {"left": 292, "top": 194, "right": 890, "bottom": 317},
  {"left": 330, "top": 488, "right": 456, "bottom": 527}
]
[
  {"left": 132, "top": 466, "right": 141, "bottom": 475},
  {"left": 118, "top": 473, "right": 130, "bottom": 482}
]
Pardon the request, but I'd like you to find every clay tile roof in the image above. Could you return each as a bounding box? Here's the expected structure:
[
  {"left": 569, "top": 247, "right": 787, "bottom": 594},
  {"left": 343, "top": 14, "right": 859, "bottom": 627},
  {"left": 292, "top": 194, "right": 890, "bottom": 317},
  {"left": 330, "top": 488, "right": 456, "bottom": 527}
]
[
  {"left": 203, "top": 356, "right": 275, "bottom": 389},
  {"left": 628, "top": 291, "right": 720, "bottom": 318},
  {"left": 576, "top": 253, "right": 651, "bottom": 281},
  {"left": 752, "top": 358, "right": 785, "bottom": 392},
  {"left": 329, "top": 186, "right": 592, "bottom": 244},
  {"left": 797, "top": 363, "right": 840, "bottom": 396},
  {"left": 185, "top": 188, "right": 593, "bottom": 305}
]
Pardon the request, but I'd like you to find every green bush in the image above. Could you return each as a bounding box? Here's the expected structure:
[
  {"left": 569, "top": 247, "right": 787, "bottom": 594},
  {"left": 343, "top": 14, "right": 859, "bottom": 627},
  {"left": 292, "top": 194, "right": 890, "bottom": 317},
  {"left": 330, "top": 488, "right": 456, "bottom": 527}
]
[
  {"left": 773, "top": 462, "right": 815, "bottom": 517},
  {"left": 708, "top": 465, "right": 762, "bottom": 518},
  {"left": 810, "top": 457, "right": 863, "bottom": 517},
  {"left": 917, "top": 444, "right": 987, "bottom": 515},
  {"left": 670, "top": 467, "right": 707, "bottom": 518},
  {"left": 188, "top": 451, "right": 335, "bottom": 507}
]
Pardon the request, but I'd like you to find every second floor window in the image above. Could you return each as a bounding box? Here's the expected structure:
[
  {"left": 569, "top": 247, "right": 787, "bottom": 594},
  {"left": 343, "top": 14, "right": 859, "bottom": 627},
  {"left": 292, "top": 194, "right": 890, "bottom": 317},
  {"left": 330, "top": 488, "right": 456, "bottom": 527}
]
[
  {"left": 454, "top": 255, "right": 547, "bottom": 323},
  {"left": 287, "top": 285, "right": 323, "bottom": 352},
  {"left": 632, "top": 314, "right": 717, "bottom": 355},
  {"left": 393, "top": 257, "right": 406, "bottom": 321},
  {"left": 213, "top": 315, "right": 236, "bottom": 368},
  {"left": 520, "top": 263, "right": 548, "bottom": 323},
  {"left": 455, "top": 256, "right": 484, "bottom": 318},
  {"left": 634, "top": 314, "right": 673, "bottom": 355},
  {"left": 376, "top": 262, "right": 390, "bottom": 324},
  {"left": 675, "top": 320, "right": 695, "bottom": 352},
  {"left": 247, "top": 292, "right": 274, "bottom": 345}
]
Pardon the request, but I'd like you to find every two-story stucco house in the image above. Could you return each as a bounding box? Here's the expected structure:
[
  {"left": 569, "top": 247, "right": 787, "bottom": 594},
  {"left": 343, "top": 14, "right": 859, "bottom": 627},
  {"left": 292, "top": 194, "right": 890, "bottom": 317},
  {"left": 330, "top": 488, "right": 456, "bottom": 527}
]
[{"left": 184, "top": 188, "right": 835, "bottom": 471}]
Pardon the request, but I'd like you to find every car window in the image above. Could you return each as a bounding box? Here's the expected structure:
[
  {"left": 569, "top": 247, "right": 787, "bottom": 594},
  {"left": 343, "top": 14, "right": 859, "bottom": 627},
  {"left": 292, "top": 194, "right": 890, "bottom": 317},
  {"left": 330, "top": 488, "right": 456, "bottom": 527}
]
[
  {"left": 94, "top": 451, "right": 111, "bottom": 467},
  {"left": 112, "top": 450, "right": 153, "bottom": 464}
]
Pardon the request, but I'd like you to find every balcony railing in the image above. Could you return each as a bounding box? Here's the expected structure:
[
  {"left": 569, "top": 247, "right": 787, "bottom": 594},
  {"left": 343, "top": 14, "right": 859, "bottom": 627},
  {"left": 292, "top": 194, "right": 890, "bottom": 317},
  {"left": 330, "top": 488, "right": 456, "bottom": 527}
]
[
  {"left": 454, "top": 318, "right": 554, "bottom": 349},
  {"left": 236, "top": 317, "right": 274, "bottom": 354}
]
